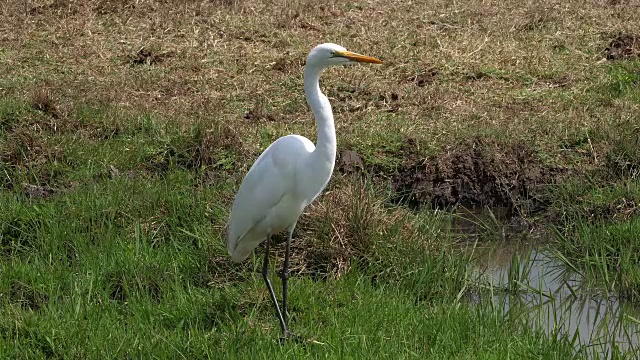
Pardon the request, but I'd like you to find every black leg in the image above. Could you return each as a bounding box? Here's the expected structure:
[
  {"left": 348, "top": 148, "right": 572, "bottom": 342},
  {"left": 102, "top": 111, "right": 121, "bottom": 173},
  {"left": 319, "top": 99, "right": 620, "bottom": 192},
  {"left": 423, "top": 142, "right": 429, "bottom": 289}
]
[
  {"left": 261, "top": 234, "right": 289, "bottom": 340},
  {"left": 281, "top": 228, "right": 293, "bottom": 326}
]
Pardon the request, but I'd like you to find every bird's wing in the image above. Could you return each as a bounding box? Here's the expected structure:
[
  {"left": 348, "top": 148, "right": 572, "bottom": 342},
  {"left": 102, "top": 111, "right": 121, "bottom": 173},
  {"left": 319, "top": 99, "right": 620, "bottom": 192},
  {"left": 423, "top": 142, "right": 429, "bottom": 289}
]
[{"left": 226, "top": 147, "right": 291, "bottom": 254}]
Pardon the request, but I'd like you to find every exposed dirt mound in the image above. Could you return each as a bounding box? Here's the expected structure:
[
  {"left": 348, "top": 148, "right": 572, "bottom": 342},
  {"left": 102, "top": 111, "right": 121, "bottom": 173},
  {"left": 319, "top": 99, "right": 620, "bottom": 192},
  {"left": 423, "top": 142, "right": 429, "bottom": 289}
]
[
  {"left": 605, "top": 33, "right": 640, "bottom": 60},
  {"left": 337, "top": 149, "right": 364, "bottom": 174},
  {"left": 129, "top": 47, "right": 176, "bottom": 66},
  {"left": 242, "top": 102, "right": 276, "bottom": 122},
  {"left": 392, "top": 139, "right": 557, "bottom": 215},
  {"left": 405, "top": 67, "right": 439, "bottom": 87}
]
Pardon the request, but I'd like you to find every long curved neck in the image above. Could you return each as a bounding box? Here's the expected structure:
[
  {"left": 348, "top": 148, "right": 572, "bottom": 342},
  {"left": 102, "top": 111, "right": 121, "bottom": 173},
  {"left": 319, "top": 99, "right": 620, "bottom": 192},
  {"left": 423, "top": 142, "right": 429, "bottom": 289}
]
[{"left": 304, "top": 65, "right": 336, "bottom": 166}]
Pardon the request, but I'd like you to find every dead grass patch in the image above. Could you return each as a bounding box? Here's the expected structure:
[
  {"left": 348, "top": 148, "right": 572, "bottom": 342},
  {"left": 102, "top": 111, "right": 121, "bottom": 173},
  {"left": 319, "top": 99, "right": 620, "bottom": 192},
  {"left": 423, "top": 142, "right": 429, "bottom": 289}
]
[
  {"left": 93, "top": 0, "right": 137, "bottom": 14},
  {"left": 27, "top": 0, "right": 76, "bottom": 16},
  {"left": 271, "top": 55, "right": 305, "bottom": 73},
  {"left": 514, "top": 5, "right": 559, "bottom": 32},
  {"left": 205, "top": 254, "right": 251, "bottom": 288},
  {"left": 258, "top": 178, "right": 430, "bottom": 280},
  {"left": 21, "top": 183, "right": 58, "bottom": 199},
  {"left": 3, "top": 0, "right": 638, "bottom": 158},
  {"left": 30, "top": 88, "right": 61, "bottom": 119}
]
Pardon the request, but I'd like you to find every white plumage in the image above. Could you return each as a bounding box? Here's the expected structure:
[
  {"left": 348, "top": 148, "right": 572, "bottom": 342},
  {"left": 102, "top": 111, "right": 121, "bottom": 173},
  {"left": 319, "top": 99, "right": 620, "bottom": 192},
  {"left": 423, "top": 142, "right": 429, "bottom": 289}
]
[
  {"left": 225, "top": 43, "right": 382, "bottom": 339},
  {"left": 227, "top": 134, "right": 321, "bottom": 262}
]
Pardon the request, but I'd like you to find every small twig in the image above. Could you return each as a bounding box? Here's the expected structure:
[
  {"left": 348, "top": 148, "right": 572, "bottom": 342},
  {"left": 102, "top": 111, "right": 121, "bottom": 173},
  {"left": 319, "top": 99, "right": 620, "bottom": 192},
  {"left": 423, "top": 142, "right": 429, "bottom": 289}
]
[
  {"left": 586, "top": 132, "right": 597, "bottom": 164},
  {"left": 465, "top": 36, "right": 489, "bottom": 58}
]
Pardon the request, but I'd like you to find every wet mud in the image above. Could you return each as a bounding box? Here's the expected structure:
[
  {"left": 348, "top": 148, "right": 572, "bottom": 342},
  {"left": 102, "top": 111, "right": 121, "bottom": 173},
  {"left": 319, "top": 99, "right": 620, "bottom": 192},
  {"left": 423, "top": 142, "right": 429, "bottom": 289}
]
[
  {"left": 605, "top": 33, "right": 640, "bottom": 61},
  {"left": 389, "top": 138, "right": 558, "bottom": 215}
]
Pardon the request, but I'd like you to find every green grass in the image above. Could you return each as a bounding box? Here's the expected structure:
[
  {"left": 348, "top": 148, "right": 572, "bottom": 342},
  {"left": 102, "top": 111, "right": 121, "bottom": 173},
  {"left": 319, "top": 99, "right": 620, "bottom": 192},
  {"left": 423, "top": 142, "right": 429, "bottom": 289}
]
[
  {"left": 545, "top": 176, "right": 640, "bottom": 304},
  {"left": 2, "top": 0, "right": 640, "bottom": 357},
  {"left": 0, "top": 101, "right": 585, "bottom": 358},
  {"left": 0, "top": 270, "right": 578, "bottom": 358},
  {"left": 0, "top": 91, "right": 637, "bottom": 358},
  {"left": 0, "top": 190, "right": 574, "bottom": 358}
]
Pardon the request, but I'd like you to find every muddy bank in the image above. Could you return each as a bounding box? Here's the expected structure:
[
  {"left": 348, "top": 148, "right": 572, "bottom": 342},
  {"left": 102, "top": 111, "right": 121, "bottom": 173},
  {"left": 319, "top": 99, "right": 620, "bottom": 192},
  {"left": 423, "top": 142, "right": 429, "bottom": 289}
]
[{"left": 342, "top": 138, "right": 562, "bottom": 216}]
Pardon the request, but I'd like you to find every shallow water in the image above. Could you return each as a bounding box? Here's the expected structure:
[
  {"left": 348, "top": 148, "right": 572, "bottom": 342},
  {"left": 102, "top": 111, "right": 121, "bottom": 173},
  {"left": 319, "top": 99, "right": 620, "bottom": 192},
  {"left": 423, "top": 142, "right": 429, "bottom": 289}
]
[{"left": 468, "top": 243, "right": 640, "bottom": 357}]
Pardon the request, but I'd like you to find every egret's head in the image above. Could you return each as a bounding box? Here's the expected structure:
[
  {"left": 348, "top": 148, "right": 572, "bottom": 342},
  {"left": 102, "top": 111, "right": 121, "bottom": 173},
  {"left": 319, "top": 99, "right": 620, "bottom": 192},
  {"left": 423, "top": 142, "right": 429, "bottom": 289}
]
[{"left": 305, "top": 43, "right": 382, "bottom": 69}]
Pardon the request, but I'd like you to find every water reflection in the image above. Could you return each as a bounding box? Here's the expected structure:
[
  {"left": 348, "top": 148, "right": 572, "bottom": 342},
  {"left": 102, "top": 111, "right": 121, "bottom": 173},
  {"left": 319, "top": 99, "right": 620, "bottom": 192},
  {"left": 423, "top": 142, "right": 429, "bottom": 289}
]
[{"left": 468, "top": 244, "right": 640, "bottom": 358}]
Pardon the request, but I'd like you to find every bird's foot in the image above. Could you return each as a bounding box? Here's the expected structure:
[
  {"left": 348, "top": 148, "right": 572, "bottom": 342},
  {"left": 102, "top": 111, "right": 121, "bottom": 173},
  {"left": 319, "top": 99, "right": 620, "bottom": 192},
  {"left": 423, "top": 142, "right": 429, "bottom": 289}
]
[{"left": 279, "top": 330, "right": 306, "bottom": 345}]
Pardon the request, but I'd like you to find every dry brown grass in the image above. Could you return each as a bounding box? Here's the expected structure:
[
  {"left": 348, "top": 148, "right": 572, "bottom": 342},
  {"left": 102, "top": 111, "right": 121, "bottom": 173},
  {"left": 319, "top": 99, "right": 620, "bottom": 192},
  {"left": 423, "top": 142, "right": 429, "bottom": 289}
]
[
  {"left": 30, "top": 88, "right": 61, "bottom": 119},
  {"left": 267, "top": 177, "right": 438, "bottom": 279},
  {"left": 2, "top": 0, "right": 640, "bottom": 219},
  {"left": 1, "top": 0, "right": 638, "bottom": 160}
]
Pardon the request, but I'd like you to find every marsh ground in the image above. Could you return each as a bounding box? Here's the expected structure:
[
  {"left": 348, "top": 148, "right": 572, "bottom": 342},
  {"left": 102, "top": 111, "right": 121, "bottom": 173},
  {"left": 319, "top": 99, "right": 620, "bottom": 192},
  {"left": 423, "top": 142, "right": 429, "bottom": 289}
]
[{"left": 1, "top": 0, "right": 639, "bottom": 358}]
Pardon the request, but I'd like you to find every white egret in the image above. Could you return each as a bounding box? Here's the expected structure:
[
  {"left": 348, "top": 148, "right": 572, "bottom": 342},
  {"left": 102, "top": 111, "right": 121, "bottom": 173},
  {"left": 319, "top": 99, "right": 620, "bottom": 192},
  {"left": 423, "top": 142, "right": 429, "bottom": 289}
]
[{"left": 226, "top": 43, "right": 382, "bottom": 340}]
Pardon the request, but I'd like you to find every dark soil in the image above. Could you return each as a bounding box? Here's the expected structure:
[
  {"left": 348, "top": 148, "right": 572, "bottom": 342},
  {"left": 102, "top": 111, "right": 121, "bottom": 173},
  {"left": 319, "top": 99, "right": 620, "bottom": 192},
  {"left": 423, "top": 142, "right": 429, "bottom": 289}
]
[
  {"left": 406, "top": 67, "right": 439, "bottom": 87},
  {"left": 271, "top": 56, "right": 304, "bottom": 73},
  {"left": 337, "top": 149, "right": 364, "bottom": 174},
  {"left": 605, "top": 33, "right": 640, "bottom": 60},
  {"left": 130, "top": 48, "right": 176, "bottom": 66},
  {"left": 389, "top": 138, "right": 559, "bottom": 216},
  {"left": 243, "top": 103, "right": 276, "bottom": 122}
]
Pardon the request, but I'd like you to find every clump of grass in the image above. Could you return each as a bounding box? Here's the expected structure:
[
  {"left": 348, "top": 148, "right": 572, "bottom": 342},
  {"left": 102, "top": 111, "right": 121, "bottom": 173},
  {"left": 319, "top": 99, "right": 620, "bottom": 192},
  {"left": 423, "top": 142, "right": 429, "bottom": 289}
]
[
  {"left": 515, "top": 5, "right": 558, "bottom": 32},
  {"left": 144, "top": 121, "right": 243, "bottom": 177},
  {"left": 281, "top": 177, "right": 468, "bottom": 303},
  {"left": 0, "top": 212, "right": 41, "bottom": 257},
  {"left": 289, "top": 178, "right": 420, "bottom": 278},
  {"left": 0, "top": 100, "right": 37, "bottom": 135},
  {"left": 128, "top": 47, "right": 176, "bottom": 67},
  {"left": 553, "top": 216, "right": 640, "bottom": 302},
  {"left": 604, "top": 32, "right": 640, "bottom": 61},
  {"left": 604, "top": 62, "right": 640, "bottom": 99},
  {"left": 0, "top": 125, "right": 67, "bottom": 190},
  {"left": 604, "top": 123, "right": 640, "bottom": 179},
  {"left": 6, "top": 280, "right": 50, "bottom": 311},
  {"left": 550, "top": 180, "right": 640, "bottom": 300},
  {"left": 30, "top": 88, "right": 60, "bottom": 119},
  {"left": 103, "top": 265, "right": 165, "bottom": 303},
  {"left": 551, "top": 179, "right": 640, "bottom": 225},
  {"left": 278, "top": 179, "right": 373, "bottom": 278}
]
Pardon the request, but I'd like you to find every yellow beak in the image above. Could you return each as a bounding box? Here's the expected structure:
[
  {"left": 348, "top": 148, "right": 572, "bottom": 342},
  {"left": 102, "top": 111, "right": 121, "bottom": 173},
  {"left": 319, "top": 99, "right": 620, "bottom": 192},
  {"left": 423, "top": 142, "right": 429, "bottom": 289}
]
[{"left": 334, "top": 50, "right": 383, "bottom": 64}]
